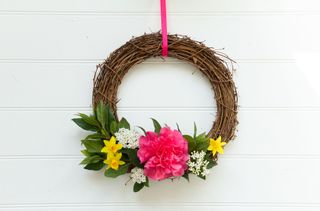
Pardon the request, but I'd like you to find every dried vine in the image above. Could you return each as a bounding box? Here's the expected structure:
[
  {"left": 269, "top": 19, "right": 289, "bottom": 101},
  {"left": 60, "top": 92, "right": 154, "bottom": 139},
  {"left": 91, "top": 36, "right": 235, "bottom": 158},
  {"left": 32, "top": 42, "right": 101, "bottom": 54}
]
[{"left": 93, "top": 32, "right": 238, "bottom": 141}]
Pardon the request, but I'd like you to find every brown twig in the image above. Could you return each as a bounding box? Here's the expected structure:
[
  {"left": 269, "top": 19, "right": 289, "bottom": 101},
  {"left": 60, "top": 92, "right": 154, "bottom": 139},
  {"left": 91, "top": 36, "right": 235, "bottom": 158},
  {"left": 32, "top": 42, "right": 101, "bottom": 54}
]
[{"left": 92, "top": 32, "right": 238, "bottom": 141}]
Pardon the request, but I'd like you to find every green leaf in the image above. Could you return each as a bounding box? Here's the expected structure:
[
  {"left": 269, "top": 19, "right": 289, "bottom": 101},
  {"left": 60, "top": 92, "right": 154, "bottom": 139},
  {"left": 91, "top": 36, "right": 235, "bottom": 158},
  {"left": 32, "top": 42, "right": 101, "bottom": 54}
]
[
  {"left": 183, "top": 135, "right": 196, "bottom": 152},
  {"left": 195, "top": 132, "right": 207, "bottom": 142},
  {"left": 78, "top": 113, "right": 100, "bottom": 127},
  {"left": 81, "top": 149, "right": 92, "bottom": 157},
  {"left": 182, "top": 172, "right": 190, "bottom": 181},
  {"left": 118, "top": 117, "right": 130, "bottom": 129},
  {"left": 193, "top": 122, "right": 197, "bottom": 139},
  {"left": 82, "top": 139, "right": 104, "bottom": 153},
  {"left": 194, "top": 132, "right": 209, "bottom": 151},
  {"left": 144, "top": 177, "right": 149, "bottom": 187},
  {"left": 101, "top": 129, "right": 110, "bottom": 139},
  {"left": 198, "top": 174, "right": 206, "bottom": 180},
  {"left": 133, "top": 182, "right": 145, "bottom": 192},
  {"left": 84, "top": 161, "right": 105, "bottom": 171},
  {"left": 110, "top": 121, "right": 119, "bottom": 134},
  {"left": 196, "top": 141, "right": 209, "bottom": 151},
  {"left": 122, "top": 148, "right": 142, "bottom": 167},
  {"left": 206, "top": 159, "right": 217, "bottom": 169},
  {"left": 151, "top": 118, "right": 161, "bottom": 133},
  {"left": 72, "top": 118, "right": 99, "bottom": 132},
  {"left": 176, "top": 123, "right": 181, "bottom": 133},
  {"left": 84, "top": 133, "right": 106, "bottom": 141},
  {"left": 104, "top": 164, "right": 129, "bottom": 178},
  {"left": 96, "top": 101, "right": 107, "bottom": 130},
  {"left": 106, "top": 104, "right": 116, "bottom": 131},
  {"left": 80, "top": 155, "right": 103, "bottom": 165},
  {"left": 137, "top": 126, "right": 147, "bottom": 135}
]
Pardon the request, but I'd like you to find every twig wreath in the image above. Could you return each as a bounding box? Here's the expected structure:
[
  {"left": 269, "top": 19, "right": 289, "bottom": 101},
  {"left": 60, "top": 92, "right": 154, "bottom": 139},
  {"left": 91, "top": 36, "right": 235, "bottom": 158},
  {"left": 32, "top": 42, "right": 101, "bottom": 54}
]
[{"left": 72, "top": 0, "right": 238, "bottom": 192}]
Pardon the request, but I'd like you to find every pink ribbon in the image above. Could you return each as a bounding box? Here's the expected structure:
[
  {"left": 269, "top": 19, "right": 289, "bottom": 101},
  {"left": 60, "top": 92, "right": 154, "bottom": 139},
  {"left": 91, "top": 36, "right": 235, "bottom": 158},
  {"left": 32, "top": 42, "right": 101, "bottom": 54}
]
[{"left": 160, "top": 0, "right": 168, "bottom": 56}]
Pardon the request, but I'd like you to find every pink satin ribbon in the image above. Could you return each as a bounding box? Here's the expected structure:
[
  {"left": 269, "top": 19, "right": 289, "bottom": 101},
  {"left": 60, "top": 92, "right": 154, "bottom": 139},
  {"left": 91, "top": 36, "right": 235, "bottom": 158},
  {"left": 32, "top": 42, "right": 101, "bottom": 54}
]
[{"left": 160, "top": 0, "right": 168, "bottom": 56}]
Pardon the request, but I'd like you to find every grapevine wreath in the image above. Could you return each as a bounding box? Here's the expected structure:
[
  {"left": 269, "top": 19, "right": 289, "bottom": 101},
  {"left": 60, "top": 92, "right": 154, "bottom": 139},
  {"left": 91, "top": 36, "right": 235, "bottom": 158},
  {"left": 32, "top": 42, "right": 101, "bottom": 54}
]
[{"left": 73, "top": 1, "right": 238, "bottom": 192}]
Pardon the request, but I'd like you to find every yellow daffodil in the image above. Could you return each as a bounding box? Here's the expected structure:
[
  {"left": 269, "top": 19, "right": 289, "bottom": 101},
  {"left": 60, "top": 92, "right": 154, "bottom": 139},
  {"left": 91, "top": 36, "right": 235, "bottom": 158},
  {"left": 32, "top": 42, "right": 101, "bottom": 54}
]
[
  {"left": 104, "top": 152, "right": 125, "bottom": 170},
  {"left": 207, "top": 136, "right": 227, "bottom": 156},
  {"left": 101, "top": 136, "right": 122, "bottom": 154}
]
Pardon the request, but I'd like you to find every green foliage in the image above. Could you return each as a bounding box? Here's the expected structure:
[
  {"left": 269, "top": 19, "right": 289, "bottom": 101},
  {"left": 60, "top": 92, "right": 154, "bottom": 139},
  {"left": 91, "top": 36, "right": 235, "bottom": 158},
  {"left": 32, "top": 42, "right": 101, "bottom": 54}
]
[
  {"left": 133, "top": 177, "right": 149, "bottom": 192},
  {"left": 182, "top": 172, "right": 190, "bottom": 182},
  {"left": 122, "top": 148, "right": 142, "bottom": 168},
  {"left": 133, "top": 182, "right": 144, "bottom": 192},
  {"left": 78, "top": 113, "right": 100, "bottom": 127},
  {"left": 104, "top": 164, "right": 129, "bottom": 178},
  {"left": 137, "top": 126, "right": 147, "bottom": 135},
  {"left": 95, "top": 101, "right": 116, "bottom": 133},
  {"left": 206, "top": 159, "right": 217, "bottom": 169},
  {"left": 151, "top": 118, "right": 161, "bottom": 133},
  {"left": 72, "top": 118, "right": 99, "bottom": 132},
  {"left": 80, "top": 155, "right": 103, "bottom": 165},
  {"left": 183, "top": 123, "right": 209, "bottom": 153},
  {"left": 110, "top": 121, "right": 119, "bottom": 134},
  {"left": 119, "top": 117, "right": 130, "bottom": 129},
  {"left": 84, "top": 133, "right": 106, "bottom": 140},
  {"left": 82, "top": 139, "right": 104, "bottom": 153},
  {"left": 84, "top": 161, "right": 105, "bottom": 171}
]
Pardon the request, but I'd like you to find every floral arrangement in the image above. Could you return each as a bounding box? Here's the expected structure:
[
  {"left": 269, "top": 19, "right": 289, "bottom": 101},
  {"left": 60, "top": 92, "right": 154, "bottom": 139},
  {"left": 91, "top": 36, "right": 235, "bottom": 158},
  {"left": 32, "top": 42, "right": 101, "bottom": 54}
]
[{"left": 73, "top": 101, "right": 227, "bottom": 192}]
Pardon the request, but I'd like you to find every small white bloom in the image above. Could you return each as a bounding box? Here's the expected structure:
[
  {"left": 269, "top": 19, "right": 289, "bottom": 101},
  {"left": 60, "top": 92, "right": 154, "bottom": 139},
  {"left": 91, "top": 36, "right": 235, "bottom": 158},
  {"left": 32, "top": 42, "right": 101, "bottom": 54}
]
[
  {"left": 115, "top": 128, "right": 140, "bottom": 149},
  {"left": 130, "top": 167, "right": 146, "bottom": 184},
  {"left": 187, "top": 151, "right": 210, "bottom": 177}
]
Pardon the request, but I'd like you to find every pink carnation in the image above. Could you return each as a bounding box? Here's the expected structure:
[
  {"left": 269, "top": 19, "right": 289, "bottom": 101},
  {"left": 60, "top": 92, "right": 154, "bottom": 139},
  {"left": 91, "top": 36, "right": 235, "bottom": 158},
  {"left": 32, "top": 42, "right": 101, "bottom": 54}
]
[{"left": 137, "top": 127, "right": 189, "bottom": 181}]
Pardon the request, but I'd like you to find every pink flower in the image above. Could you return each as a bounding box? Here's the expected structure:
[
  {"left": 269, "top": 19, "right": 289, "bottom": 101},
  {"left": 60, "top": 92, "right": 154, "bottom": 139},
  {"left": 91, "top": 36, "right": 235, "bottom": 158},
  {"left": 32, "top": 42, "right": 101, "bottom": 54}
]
[{"left": 137, "top": 127, "right": 189, "bottom": 180}]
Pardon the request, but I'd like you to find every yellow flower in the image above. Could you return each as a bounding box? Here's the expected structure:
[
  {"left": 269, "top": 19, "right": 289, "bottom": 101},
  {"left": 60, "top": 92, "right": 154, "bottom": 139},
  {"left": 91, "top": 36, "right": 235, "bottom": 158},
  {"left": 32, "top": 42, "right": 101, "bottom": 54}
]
[
  {"left": 101, "top": 136, "right": 122, "bottom": 154},
  {"left": 104, "top": 152, "right": 125, "bottom": 170},
  {"left": 207, "top": 136, "right": 227, "bottom": 156}
]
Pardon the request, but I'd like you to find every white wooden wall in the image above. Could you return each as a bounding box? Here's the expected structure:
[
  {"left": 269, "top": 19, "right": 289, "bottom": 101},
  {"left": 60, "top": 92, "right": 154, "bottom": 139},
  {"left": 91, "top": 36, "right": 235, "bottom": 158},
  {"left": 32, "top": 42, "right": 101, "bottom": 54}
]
[{"left": 1, "top": 0, "right": 320, "bottom": 210}]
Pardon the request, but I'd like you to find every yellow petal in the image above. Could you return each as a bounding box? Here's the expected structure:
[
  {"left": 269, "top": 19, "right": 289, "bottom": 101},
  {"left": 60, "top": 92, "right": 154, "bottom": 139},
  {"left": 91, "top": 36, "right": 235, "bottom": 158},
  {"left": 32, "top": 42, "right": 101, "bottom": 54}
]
[
  {"left": 101, "top": 146, "right": 106, "bottom": 153},
  {"left": 107, "top": 152, "right": 115, "bottom": 159},
  {"left": 103, "top": 140, "right": 109, "bottom": 145},
  {"left": 110, "top": 136, "right": 116, "bottom": 144},
  {"left": 217, "top": 136, "right": 222, "bottom": 142},
  {"left": 217, "top": 147, "right": 224, "bottom": 154},
  {"left": 119, "top": 160, "right": 125, "bottom": 165},
  {"left": 116, "top": 143, "right": 123, "bottom": 151},
  {"left": 112, "top": 165, "right": 119, "bottom": 170},
  {"left": 115, "top": 152, "right": 122, "bottom": 160},
  {"left": 103, "top": 158, "right": 108, "bottom": 164},
  {"left": 211, "top": 149, "right": 217, "bottom": 156},
  {"left": 221, "top": 141, "right": 227, "bottom": 146}
]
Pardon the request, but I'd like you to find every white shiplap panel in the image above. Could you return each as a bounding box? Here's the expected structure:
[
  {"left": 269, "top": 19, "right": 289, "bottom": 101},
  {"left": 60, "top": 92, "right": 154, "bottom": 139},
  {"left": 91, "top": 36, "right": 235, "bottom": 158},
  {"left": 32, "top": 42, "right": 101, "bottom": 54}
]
[
  {"left": 0, "top": 15, "right": 319, "bottom": 60},
  {"left": 1, "top": 61, "right": 320, "bottom": 108},
  {"left": 1, "top": 206, "right": 319, "bottom": 211},
  {"left": 0, "top": 158, "right": 319, "bottom": 204},
  {"left": 1, "top": 0, "right": 320, "bottom": 12},
  {"left": 0, "top": 110, "right": 320, "bottom": 156}
]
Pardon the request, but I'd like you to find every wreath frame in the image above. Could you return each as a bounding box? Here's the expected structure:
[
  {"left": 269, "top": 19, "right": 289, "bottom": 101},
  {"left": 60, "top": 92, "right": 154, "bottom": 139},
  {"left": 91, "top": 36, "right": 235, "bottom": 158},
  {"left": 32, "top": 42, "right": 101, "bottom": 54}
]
[
  {"left": 73, "top": 32, "right": 239, "bottom": 192},
  {"left": 93, "top": 32, "right": 238, "bottom": 141}
]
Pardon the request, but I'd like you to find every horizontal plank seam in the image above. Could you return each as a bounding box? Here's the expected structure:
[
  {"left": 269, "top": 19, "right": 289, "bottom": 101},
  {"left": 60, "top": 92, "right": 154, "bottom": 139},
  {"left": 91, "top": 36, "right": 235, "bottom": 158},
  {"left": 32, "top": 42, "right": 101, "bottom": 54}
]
[
  {"left": 0, "top": 11, "right": 320, "bottom": 16},
  {"left": 1, "top": 154, "right": 320, "bottom": 160},
  {"left": 0, "top": 59, "right": 296, "bottom": 64},
  {"left": 1, "top": 107, "right": 320, "bottom": 111},
  {"left": 1, "top": 202, "right": 320, "bottom": 208}
]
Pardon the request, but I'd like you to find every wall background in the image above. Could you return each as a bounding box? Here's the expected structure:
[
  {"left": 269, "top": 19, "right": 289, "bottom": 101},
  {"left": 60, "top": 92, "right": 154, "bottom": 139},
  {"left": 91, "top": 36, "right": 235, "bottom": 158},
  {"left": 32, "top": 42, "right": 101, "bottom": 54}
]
[{"left": 1, "top": 0, "right": 320, "bottom": 210}]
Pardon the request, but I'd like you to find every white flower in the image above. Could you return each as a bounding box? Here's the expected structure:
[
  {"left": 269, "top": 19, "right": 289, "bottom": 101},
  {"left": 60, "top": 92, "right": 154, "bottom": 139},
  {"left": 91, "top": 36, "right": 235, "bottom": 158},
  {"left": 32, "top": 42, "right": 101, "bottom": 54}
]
[
  {"left": 115, "top": 128, "right": 140, "bottom": 149},
  {"left": 130, "top": 168, "right": 146, "bottom": 184},
  {"left": 187, "top": 151, "right": 210, "bottom": 177}
]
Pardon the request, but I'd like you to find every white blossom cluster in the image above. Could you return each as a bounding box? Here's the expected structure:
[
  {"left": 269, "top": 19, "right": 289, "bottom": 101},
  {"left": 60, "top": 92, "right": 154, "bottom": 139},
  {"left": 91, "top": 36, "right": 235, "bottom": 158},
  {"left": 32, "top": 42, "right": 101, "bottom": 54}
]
[
  {"left": 115, "top": 128, "right": 140, "bottom": 149},
  {"left": 187, "top": 151, "right": 210, "bottom": 177},
  {"left": 130, "top": 168, "right": 146, "bottom": 184}
]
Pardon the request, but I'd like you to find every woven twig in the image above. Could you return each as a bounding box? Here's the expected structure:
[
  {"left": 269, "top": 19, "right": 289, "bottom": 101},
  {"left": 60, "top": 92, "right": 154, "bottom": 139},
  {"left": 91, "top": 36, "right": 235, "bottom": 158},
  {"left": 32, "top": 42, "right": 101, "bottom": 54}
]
[{"left": 93, "top": 32, "right": 238, "bottom": 141}]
